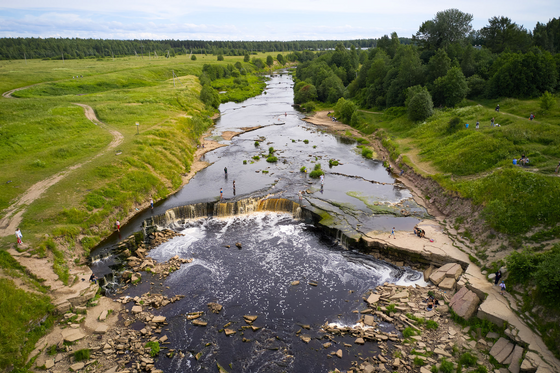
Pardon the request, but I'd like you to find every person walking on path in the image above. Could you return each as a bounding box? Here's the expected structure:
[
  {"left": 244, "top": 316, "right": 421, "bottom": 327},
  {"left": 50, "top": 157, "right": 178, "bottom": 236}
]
[
  {"left": 224, "top": 167, "right": 227, "bottom": 176},
  {"left": 495, "top": 104, "right": 500, "bottom": 112},
  {"left": 499, "top": 281, "right": 506, "bottom": 295},
  {"left": 15, "top": 228, "right": 23, "bottom": 245},
  {"left": 220, "top": 188, "right": 223, "bottom": 200},
  {"left": 476, "top": 120, "right": 479, "bottom": 129},
  {"left": 494, "top": 270, "right": 502, "bottom": 285},
  {"left": 389, "top": 227, "right": 396, "bottom": 239},
  {"left": 320, "top": 174, "right": 324, "bottom": 190},
  {"left": 150, "top": 198, "right": 154, "bottom": 210},
  {"left": 530, "top": 113, "right": 534, "bottom": 121},
  {"left": 491, "top": 117, "right": 495, "bottom": 127},
  {"left": 116, "top": 220, "right": 120, "bottom": 232}
]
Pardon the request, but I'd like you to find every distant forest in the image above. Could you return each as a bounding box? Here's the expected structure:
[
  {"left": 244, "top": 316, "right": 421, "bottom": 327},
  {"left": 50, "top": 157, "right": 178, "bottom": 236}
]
[{"left": 0, "top": 38, "right": 415, "bottom": 61}]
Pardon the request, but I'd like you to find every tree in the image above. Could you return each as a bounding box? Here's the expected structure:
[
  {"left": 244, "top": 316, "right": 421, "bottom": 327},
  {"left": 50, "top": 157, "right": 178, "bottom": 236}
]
[
  {"left": 466, "top": 75, "right": 486, "bottom": 98},
  {"left": 334, "top": 98, "right": 357, "bottom": 123},
  {"left": 266, "top": 55, "right": 274, "bottom": 67},
  {"left": 540, "top": 91, "right": 556, "bottom": 111},
  {"left": 277, "top": 53, "right": 285, "bottom": 65},
  {"left": 414, "top": 9, "right": 473, "bottom": 50},
  {"left": 200, "top": 85, "right": 220, "bottom": 109},
  {"left": 426, "top": 49, "right": 451, "bottom": 83},
  {"left": 252, "top": 58, "right": 264, "bottom": 69},
  {"left": 294, "top": 84, "right": 318, "bottom": 104},
  {"left": 406, "top": 86, "right": 434, "bottom": 121},
  {"left": 191, "top": 54, "right": 197, "bottom": 61},
  {"left": 217, "top": 54, "right": 224, "bottom": 61},
  {"left": 480, "top": 16, "right": 532, "bottom": 53},
  {"left": 431, "top": 67, "right": 469, "bottom": 107},
  {"left": 243, "top": 54, "right": 250, "bottom": 62}
]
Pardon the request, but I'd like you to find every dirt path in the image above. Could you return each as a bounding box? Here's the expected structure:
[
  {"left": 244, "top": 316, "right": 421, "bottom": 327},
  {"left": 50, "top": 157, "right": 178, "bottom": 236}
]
[
  {"left": 2, "top": 83, "right": 42, "bottom": 99},
  {"left": 0, "top": 104, "right": 123, "bottom": 238}
]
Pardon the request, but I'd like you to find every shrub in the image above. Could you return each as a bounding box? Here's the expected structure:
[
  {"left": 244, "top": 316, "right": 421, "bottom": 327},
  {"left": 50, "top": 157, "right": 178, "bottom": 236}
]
[
  {"left": 506, "top": 247, "right": 540, "bottom": 283},
  {"left": 266, "top": 156, "right": 278, "bottom": 163},
  {"left": 447, "top": 116, "right": 462, "bottom": 134},
  {"left": 540, "top": 91, "right": 555, "bottom": 112},
  {"left": 191, "top": 54, "right": 197, "bottom": 61},
  {"left": 243, "top": 160, "right": 247, "bottom": 164},
  {"left": 252, "top": 155, "right": 260, "bottom": 161},
  {"left": 459, "top": 352, "right": 477, "bottom": 367},
  {"left": 329, "top": 159, "right": 339, "bottom": 167},
  {"left": 426, "top": 320, "right": 439, "bottom": 330},
  {"left": 73, "top": 349, "right": 90, "bottom": 362},
  {"left": 303, "top": 139, "right": 309, "bottom": 144},
  {"left": 473, "top": 366, "right": 488, "bottom": 373},
  {"left": 32, "top": 159, "right": 46, "bottom": 168},
  {"left": 300, "top": 166, "right": 307, "bottom": 173},
  {"left": 440, "top": 358, "right": 454, "bottom": 373},
  {"left": 386, "top": 303, "right": 397, "bottom": 313},
  {"left": 268, "top": 146, "right": 275, "bottom": 155},
  {"left": 145, "top": 341, "right": 160, "bottom": 357},
  {"left": 413, "top": 357, "right": 426, "bottom": 366},
  {"left": 407, "top": 87, "right": 434, "bottom": 121},
  {"left": 402, "top": 327, "right": 416, "bottom": 338},
  {"left": 254, "top": 141, "right": 260, "bottom": 146},
  {"left": 309, "top": 163, "right": 324, "bottom": 178},
  {"left": 361, "top": 147, "right": 373, "bottom": 159}
]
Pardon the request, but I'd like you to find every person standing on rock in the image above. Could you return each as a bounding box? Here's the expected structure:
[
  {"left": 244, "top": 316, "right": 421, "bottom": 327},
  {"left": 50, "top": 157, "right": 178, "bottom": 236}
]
[
  {"left": 494, "top": 270, "right": 502, "bottom": 285},
  {"left": 389, "top": 227, "right": 396, "bottom": 239},
  {"left": 116, "top": 220, "right": 120, "bottom": 232},
  {"left": 220, "top": 188, "right": 223, "bottom": 200},
  {"left": 15, "top": 228, "right": 23, "bottom": 245},
  {"left": 491, "top": 117, "right": 495, "bottom": 127},
  {"left": 320, "top": 174, "right": 324, "bottom": 190},
  {"left": 499, "top": 281, "right": 506, "bottom": 295},
  {"left": 233, "top": 180, "right": 236, "bottom": 196},
  {"left": 150, "top": 198, "right": 154, "bottom": 210}
]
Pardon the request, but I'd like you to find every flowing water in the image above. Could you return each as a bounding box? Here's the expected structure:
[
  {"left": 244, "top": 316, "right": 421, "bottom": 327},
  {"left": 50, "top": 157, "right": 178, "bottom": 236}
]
[{"left": 90, "top": 70, "right": 429, "bottom": 372}]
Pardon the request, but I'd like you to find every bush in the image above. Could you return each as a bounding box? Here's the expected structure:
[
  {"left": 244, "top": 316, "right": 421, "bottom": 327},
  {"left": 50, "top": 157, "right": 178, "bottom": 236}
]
[
  {"left": 303, "top": 139, "right": 309, "bottom": 144},
  {"left": 506, "top": 247, "right": 540, "bottom": 283},
  {"left": 361, "top": 147, "right": 373, "bottom": 159},
  {"left": 300, "top": 166, "right": 307, "bottom": 173},
  {"left": 540, "top": 91, "right": 556, "bottom": 112},
  {"left": 473, "top": 366, "right": 488, "bottom": 373},
  {"left": 252, "top": 155, "right": 260, "bottom": 161},
  {"left": 407, "top": 86, "right": 434, "bottom": 121},
  {"left": 402, "top": 327, "right": 416, "bottom": 338},
  {"left": 439, "top": 358, "right": 454, "bottom": 373},
  {"left": 73, "top": 349, "right": 90, "bottom": 362},
  {"left": 413, "top": 357, "right": 426, "bottom": 366},
  {"left": 145, "top": 341, "right": 160, "bottom": 357},
  {"left": 309, "top": 163, "right": 324, "bottom": 178},
  {"left": 217, "top": 54, "right": 224, "bottom": 61},
  {"left": 329, "top": 159, "right": 339, "bottom": 167},
  {"left": 534, "top": 249, "right": 560, "bottom": 304},
  {"left": 268, "top": 146, "right": 275, "bottom": 155},
  {"left": 254, "top": 141, "right": 259, "bottom": 146},
  {"left": 302, "top": 101, "right": 316, "bottom": 112},
  {"left": 191, "top": 54, "right": 197, "bottom": 61},
  {"left": 459, "top": 352, "right": 477, "bottom": 367},
  {"left": 266, "top": 156, "right": 278, "bottom": 163},
  {"left": 426, "top": 320, "right": 439, "bottom": 329},
  {"left": 447, "top": 116, "right": 462, "bottom": 134}
]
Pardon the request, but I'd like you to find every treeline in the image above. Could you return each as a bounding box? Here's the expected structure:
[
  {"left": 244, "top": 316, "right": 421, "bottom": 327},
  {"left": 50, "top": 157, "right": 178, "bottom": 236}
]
[
  {"left": 293, "top": 11, "right": 560, "bottom": 122},
  {"left": 0, "top": 38, "right": 413, "bottom": 61}
]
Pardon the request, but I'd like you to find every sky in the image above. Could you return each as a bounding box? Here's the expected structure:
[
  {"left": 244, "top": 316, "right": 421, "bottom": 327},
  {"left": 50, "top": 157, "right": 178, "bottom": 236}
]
[{"left": 0, "top": 0, "right": 559, "bottom": 41}]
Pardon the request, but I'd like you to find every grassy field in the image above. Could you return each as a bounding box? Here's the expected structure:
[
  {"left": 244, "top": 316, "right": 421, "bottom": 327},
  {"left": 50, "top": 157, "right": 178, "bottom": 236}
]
[{"left": 0, "top": 54, "right": 272, "bottom": 370}]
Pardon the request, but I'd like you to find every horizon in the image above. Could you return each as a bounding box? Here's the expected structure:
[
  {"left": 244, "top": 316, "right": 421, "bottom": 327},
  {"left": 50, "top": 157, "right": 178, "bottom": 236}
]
[{"left": 1, "top": 0, "right": 559, "bottom": 41}]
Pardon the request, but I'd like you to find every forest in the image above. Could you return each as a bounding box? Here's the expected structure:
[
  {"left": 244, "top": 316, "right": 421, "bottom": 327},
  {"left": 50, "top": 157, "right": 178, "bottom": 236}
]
[
  {"left": 0, "top": 38, "right": 413, "bottom": 61},
  {"left": 293, "top": 12, "right": 560, "bottom": 120}
]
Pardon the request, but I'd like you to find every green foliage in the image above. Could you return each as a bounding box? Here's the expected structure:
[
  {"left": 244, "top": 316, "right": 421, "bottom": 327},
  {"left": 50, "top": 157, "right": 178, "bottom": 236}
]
[
  {"left": 413, "top": 357, "right": 426, "bottom": 366},
  {"left": 266, "top": 55, "right": 274, "bottom": 67},
  {"left": 300, "top": 166, "right": 307, "bottom": 173},
  {"left": 334, "top": 98, "right": 357, "bottom": 123},
  {"left": 447, "top": 116, "right": 462, "bottom": 134},
  {"left": 266, "top": 156, "right": 278, "bottom": 163},
  {"left": 294, "top": 84, "right": 318, "bottom": 104},
  {"left": 402, "top": 327, "right": 416, "bottom": 338},
  {"left": 73, "top": 349, "right": 91, "bottom": 362},
  {"left": 200, "top": 85, "right": 220, "bottom": 109},
  {"left": 407, "top": 86, "right": 434, "bottom": 121},
  {"left": 328, "top": 159, "right": 339, "bottom": 167},
  {"left": 473, "top": 366, "right": 488, "bottom": 373},
  {"left": 191, "top": 54, "right": 197, "bottom": 61},
  {"left": 459, "top": 352, "right": 477, "bottom": 367},
  {"left": 217, "top": 54, "right": 224, "bottom": 61},
  {"left": 439, "top": 358, "right": 455, "bottom": 373},
  {"left": 540, "top": 91, "right": 556, "bottom": 112},
  {"left": 254, "top": 141, "right": 259, "bottom": 146},
  {"left": 432, "top": 67, "right": 469, "bottom": 107},
  {"left": 426, "top": 320, "right": 439, "bottom": 329},
  {"left": 309, "top": 163, "right": 324, "bottom": 178},
  {"left": 252, "top": 155, "right": 260, "bottom": 161},
  {"left": 145, "top": 341, "right": 160, "bottom": 357},
  {"left": 361, "top": 147, "right": 374, "bottom": 159},
  {"left": 303, "top": 139, "right": 309, "bottom": 144},
  {"left": 268, "top": 146, "right": 275, "bottom": 155},
  {"left": 386, "top": 303, "right": 397, "bottom": 313}
]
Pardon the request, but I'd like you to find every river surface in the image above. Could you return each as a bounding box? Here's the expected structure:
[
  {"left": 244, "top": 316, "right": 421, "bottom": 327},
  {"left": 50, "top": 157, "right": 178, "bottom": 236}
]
[{"left": 91, "top": 71, "right": 429, "bottom": 372}]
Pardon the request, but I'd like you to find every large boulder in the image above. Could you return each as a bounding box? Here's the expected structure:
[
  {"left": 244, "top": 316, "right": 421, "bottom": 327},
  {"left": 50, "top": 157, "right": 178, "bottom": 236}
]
[
  {"left": 449, "top": 287, "right": 480, "bottom": 320},
  {"left": 429, "top": 263, "right": 457, "bottom": 285},
  {"left": 489, "top": 337, "right": 515, "bottom": 364}
]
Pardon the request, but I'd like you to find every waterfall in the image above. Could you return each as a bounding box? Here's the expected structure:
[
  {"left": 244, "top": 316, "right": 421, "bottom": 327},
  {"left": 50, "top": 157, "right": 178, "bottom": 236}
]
[{"left": 144, "top": 197, "right": 301, "bottom": 231}]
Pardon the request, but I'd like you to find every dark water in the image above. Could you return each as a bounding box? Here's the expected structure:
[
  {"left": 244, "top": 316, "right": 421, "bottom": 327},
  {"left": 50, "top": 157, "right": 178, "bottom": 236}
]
[
  {"left": 90, "top": 71, "right": 430, "bottom": 372},
  {"left": 122, "top": 214, "right": 425, "bottom": 373}
]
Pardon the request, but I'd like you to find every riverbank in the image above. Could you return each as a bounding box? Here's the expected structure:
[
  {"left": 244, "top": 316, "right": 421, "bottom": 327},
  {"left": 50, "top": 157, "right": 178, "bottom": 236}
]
[{"left": 303, "top": 110, "right": 560, "bottom": 372}]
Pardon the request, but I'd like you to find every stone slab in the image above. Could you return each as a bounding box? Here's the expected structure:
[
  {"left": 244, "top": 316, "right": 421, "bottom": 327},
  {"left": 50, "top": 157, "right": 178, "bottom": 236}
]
[
  {"left": 94, "top": 324, "right": 109, "bottom": 334},
  {"left": 438, "top": 277, "right": 456, "bottom": 291},
  {"left": 508, "top": 345, "right": 524, "bottom": 373}
]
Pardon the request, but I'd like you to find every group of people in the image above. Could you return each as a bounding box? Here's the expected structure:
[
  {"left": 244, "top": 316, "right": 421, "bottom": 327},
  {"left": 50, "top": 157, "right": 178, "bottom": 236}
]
[
  {"left": 72, "top": 75, "right": 84, "bottom": 79},
  {"left": 413, "top": 226, "right": 425, "bottom": 238},
  {"left": 426, "top": 294, "right": 440, "bottom": 311},
  {"left": 513, "top": 154, "right": 530, "bottom": 166},
  {"left": 494, "top": 270, "right": 506, "bottom": 295}
]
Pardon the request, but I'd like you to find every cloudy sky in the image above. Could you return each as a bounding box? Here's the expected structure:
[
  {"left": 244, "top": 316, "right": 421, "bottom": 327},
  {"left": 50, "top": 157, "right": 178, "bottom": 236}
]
[{"left": 0, "top": 0, "right": 558, "bottom": 41}]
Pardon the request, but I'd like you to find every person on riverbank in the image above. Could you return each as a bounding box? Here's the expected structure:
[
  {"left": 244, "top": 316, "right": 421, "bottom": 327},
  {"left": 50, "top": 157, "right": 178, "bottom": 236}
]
[
  {"left": 89, "top": 273, "right": 98, "bottom": 284},
  {"left": 494, "top": 270, "right": 502, "bottom": 285},
  {"left": 320, "top": 174, "right": 324, "bottom": 190},
  {"left": 150, "top": 198, "right": 154, "bottom": 210},
  {"left": 500, "top": 281, "right": 506, "bottom": 295},
  {"left": 389, "top": 227, "right": 396, "bottom": 239},
  {"left": 233, "top": 180, "right": 236, "bottom": 195},
  {"left": 491, "top": 117, "right": 495, "bottom": 127},
  {"left": 224, "top": 167, "right": 227, "bottom": 176},
  {"left": 15, "top": 228, "right": 23, "bottom": 245},
  {"left": 220, "top": 188, "right": 223, "bottom": 200},
  {"left": 116, "top": 220, "right": 120, "bottom": 232},
  {"left": 476, "top": 120, "right": 479, "bottom": 129},
  {"left": 530, "top": 113, "right": 535, "bottom": 121}
]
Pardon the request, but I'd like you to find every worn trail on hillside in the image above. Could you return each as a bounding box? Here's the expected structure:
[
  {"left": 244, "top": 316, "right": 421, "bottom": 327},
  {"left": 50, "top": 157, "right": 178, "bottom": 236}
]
[{"left": 0, "top": 103, "right": 123, "bottom": 237}]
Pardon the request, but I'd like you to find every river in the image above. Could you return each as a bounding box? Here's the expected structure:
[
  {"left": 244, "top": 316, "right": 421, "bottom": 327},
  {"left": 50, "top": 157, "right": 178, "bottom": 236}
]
[{"left": 91, "top": 71, "right": 429, "bottom": 372}]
